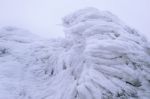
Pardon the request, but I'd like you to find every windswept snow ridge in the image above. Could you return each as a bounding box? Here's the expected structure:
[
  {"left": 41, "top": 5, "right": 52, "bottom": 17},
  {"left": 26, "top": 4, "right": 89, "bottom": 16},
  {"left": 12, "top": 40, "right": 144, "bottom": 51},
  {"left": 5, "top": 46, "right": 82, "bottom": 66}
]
[{"left": 0, "top": 8, "right": 150, "bottom": 99}]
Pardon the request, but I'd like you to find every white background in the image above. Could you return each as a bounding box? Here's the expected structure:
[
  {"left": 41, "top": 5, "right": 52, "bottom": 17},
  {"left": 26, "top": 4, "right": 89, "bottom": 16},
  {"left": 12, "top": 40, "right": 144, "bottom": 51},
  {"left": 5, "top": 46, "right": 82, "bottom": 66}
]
[{"left": 0, "top": 0, "right": 150, "bottom": 40}]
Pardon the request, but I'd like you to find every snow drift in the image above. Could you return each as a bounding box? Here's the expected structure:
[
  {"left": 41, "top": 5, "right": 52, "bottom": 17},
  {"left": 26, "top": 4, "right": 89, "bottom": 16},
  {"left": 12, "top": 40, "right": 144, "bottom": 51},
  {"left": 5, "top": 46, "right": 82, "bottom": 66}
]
[{"left": 0, "top": 8, "right": 150, "bottom": 99}]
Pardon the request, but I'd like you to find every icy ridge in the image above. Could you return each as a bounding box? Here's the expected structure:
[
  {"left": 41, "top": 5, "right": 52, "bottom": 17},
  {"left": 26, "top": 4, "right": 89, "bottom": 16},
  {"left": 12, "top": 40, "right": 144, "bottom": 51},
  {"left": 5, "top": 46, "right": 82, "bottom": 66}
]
[{"left": 0, "top": 8, "right": 150, "bottom": 99}]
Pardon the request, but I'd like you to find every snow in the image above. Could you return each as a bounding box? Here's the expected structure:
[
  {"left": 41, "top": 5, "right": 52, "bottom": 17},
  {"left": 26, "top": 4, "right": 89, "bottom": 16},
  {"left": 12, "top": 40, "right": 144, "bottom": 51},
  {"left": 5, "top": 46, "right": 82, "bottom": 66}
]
[{"left": 0, "top": 8, "right": 150, "bottom": 99}]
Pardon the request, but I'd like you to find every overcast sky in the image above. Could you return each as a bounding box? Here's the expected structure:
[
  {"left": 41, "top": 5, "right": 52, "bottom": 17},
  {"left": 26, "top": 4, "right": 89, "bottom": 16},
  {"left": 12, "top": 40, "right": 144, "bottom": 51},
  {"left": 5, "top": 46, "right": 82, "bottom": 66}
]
[{"left": 0, "top": 0, "right": 150, "bottom": 40}]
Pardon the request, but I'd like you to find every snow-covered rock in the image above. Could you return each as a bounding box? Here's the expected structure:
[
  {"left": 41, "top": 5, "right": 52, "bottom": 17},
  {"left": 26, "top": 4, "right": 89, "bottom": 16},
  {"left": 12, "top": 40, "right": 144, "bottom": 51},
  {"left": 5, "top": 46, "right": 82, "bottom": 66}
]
[{"left": 0, "top": 8, "right": 150, "bottom": 99}]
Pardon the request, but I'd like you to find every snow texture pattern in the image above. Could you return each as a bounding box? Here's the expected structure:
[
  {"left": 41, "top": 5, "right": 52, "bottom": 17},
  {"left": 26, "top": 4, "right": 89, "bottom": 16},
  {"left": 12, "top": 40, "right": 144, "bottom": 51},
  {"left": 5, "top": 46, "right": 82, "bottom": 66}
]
[{"left": 0, "top": 8, "right": 150, "bottom": 99}]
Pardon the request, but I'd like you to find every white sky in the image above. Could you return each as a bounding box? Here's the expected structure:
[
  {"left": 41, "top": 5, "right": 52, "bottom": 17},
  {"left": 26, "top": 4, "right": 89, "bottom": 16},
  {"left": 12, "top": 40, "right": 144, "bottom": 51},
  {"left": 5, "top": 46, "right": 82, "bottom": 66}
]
[{"left": 0, "top": 0, "right": 150, "bottom": 40}]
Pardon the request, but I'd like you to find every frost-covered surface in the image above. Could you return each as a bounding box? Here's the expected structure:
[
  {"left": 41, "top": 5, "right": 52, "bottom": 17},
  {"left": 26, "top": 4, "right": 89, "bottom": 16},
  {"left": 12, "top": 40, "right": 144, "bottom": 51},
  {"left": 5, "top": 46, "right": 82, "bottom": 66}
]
[{"left": 0, "top": 8, "right": 150, "bottom": 99}]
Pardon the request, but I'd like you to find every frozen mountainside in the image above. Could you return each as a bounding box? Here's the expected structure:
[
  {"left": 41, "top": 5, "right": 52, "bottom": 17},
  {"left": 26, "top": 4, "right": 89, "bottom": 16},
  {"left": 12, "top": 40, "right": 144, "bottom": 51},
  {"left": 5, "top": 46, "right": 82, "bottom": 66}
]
[{"left": 0, "top": 8, "right": 150, "bottom": 99}]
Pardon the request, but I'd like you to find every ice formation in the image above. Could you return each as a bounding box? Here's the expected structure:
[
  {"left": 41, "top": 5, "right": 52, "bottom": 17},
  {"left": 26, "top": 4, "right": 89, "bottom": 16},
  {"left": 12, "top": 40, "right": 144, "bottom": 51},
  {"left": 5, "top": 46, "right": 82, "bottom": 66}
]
[{"left": 0, "top": 8, "right": 150, "bottom": 99}]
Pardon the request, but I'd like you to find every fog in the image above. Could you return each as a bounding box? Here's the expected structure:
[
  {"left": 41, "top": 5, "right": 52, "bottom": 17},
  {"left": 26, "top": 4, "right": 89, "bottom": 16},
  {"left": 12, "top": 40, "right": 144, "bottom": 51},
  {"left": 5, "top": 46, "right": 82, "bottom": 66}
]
[{"left": 0, "top": 0, "right": 150, "bottom": 39}]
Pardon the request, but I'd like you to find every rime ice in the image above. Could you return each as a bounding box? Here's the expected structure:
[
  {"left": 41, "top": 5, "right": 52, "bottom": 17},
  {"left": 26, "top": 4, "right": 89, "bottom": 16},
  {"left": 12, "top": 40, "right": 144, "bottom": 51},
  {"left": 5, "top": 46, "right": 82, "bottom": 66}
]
[{"left": 0, "top": 8, "right": 150, "bottom": 99}]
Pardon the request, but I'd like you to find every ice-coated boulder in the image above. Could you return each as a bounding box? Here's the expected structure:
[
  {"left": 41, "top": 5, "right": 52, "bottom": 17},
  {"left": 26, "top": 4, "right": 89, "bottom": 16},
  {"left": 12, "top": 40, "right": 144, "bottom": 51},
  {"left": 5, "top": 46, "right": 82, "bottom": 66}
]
[{"left": 0, "top": 8, "right": 150, "bottom": 99}]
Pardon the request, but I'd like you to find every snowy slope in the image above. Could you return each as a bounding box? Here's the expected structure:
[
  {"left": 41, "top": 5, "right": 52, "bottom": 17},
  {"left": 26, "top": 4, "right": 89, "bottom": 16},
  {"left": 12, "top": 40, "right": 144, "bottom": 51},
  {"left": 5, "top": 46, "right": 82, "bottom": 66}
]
[{"left": 0, "top": 8, "right": 150, "bottom": 99}]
